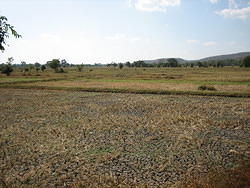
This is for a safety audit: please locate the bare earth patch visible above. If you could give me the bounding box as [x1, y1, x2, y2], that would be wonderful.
[0, 89, 249, 187]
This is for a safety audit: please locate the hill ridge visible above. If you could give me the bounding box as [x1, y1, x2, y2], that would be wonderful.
[143, 51, 250, 64]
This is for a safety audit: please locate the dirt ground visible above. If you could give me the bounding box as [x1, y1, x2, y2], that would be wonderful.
[0, 89, 249, 187]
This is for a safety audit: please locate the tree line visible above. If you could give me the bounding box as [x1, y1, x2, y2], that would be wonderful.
[1, 56, 250, 76]
[107, 58, 180, 68]
[107, 57, 250, 69]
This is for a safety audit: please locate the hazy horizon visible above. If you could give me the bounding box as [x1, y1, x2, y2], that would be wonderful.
[1, 0, 250, 64]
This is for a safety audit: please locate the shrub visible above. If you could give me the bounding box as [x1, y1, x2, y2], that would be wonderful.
[41, 65, 46, 72]
[47, 59, 60, 72]
[57, 68, 66, 73]
[198, 85, 216, 91]
[34, 62, 41, 72]
[1, 63, 13, 76]
[240, 56, 250, 67]
[24, 67, 29, 72]
[118, 63, 123, 69]
[77, 64, 84, 72]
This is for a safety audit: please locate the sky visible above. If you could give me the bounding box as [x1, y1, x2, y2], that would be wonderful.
[0, 0, 250, 64]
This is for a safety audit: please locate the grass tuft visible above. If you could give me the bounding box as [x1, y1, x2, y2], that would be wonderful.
[198, 85, 217, 91]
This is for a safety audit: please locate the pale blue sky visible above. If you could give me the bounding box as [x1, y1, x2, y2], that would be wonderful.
[0, 0, 250, 64]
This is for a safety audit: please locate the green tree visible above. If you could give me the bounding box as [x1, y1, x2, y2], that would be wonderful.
[34, 62, 40, 68]
[168, 58, 178, 67]
[125, 61, 131, 67]
[118, 63, 124, 69]
[61, 59, 69, 67]
[133, 60, 145, 67]
[241, 56, 250, 67]
[41, 65, 46, 72]
[197, 61, 203, 67]
[34, 62, 41, 72]
[1, 63, 13, 76]
[47, 59, 60, 72]
[1, 57, 14, 76]
[0, 16, 21, 51]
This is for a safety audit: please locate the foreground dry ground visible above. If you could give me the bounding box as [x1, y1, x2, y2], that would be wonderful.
[0, 89, 249, 187]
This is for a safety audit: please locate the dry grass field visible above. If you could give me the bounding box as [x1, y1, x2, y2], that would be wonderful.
[20, 78, 250, 94]
[4, 67, 250, 82]
[1, 67, 250, 97]
[0, 88, 249, 187]
[1, 0, 250, 187]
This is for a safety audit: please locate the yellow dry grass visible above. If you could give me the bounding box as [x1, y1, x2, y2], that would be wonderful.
[21, 79, 250, 93]
[0, 88, 249, 187]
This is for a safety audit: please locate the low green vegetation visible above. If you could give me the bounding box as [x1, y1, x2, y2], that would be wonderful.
[0, 77, 42, 83]
[0, 57, 14, 76]
[70, 78, 250, 85]
[241, 56, 250, 67]
[198, 85, 217, 91]
[0, 63, 13, 76]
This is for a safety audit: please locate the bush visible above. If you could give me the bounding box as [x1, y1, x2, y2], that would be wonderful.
[47, 59, 60, 72]
[1, 63, 13, 76]
[57, 68, 66, 73]
[41, 65, 46, 72]
[198, 85, 217, 91]
[118, 63, 123, 69]
[241, 56, 250, 67]
[77, 64, 84, 72]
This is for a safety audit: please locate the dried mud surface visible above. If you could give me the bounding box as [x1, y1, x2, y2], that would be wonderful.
[0, 89, 249, 187]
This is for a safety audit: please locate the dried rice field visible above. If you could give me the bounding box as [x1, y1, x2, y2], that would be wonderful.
[0, 89, 249, 187]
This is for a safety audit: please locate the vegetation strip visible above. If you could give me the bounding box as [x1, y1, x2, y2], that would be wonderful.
[1, 77, 249, 87]
[0, 84, 249, 98]
[0, 77, 69, 85]
[73, 78, 250, 85]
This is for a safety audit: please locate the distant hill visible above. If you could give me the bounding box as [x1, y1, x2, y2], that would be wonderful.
[144, 58, 187, 64]
[143, 52, 250, 64]
[199, 52, 250, 62]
